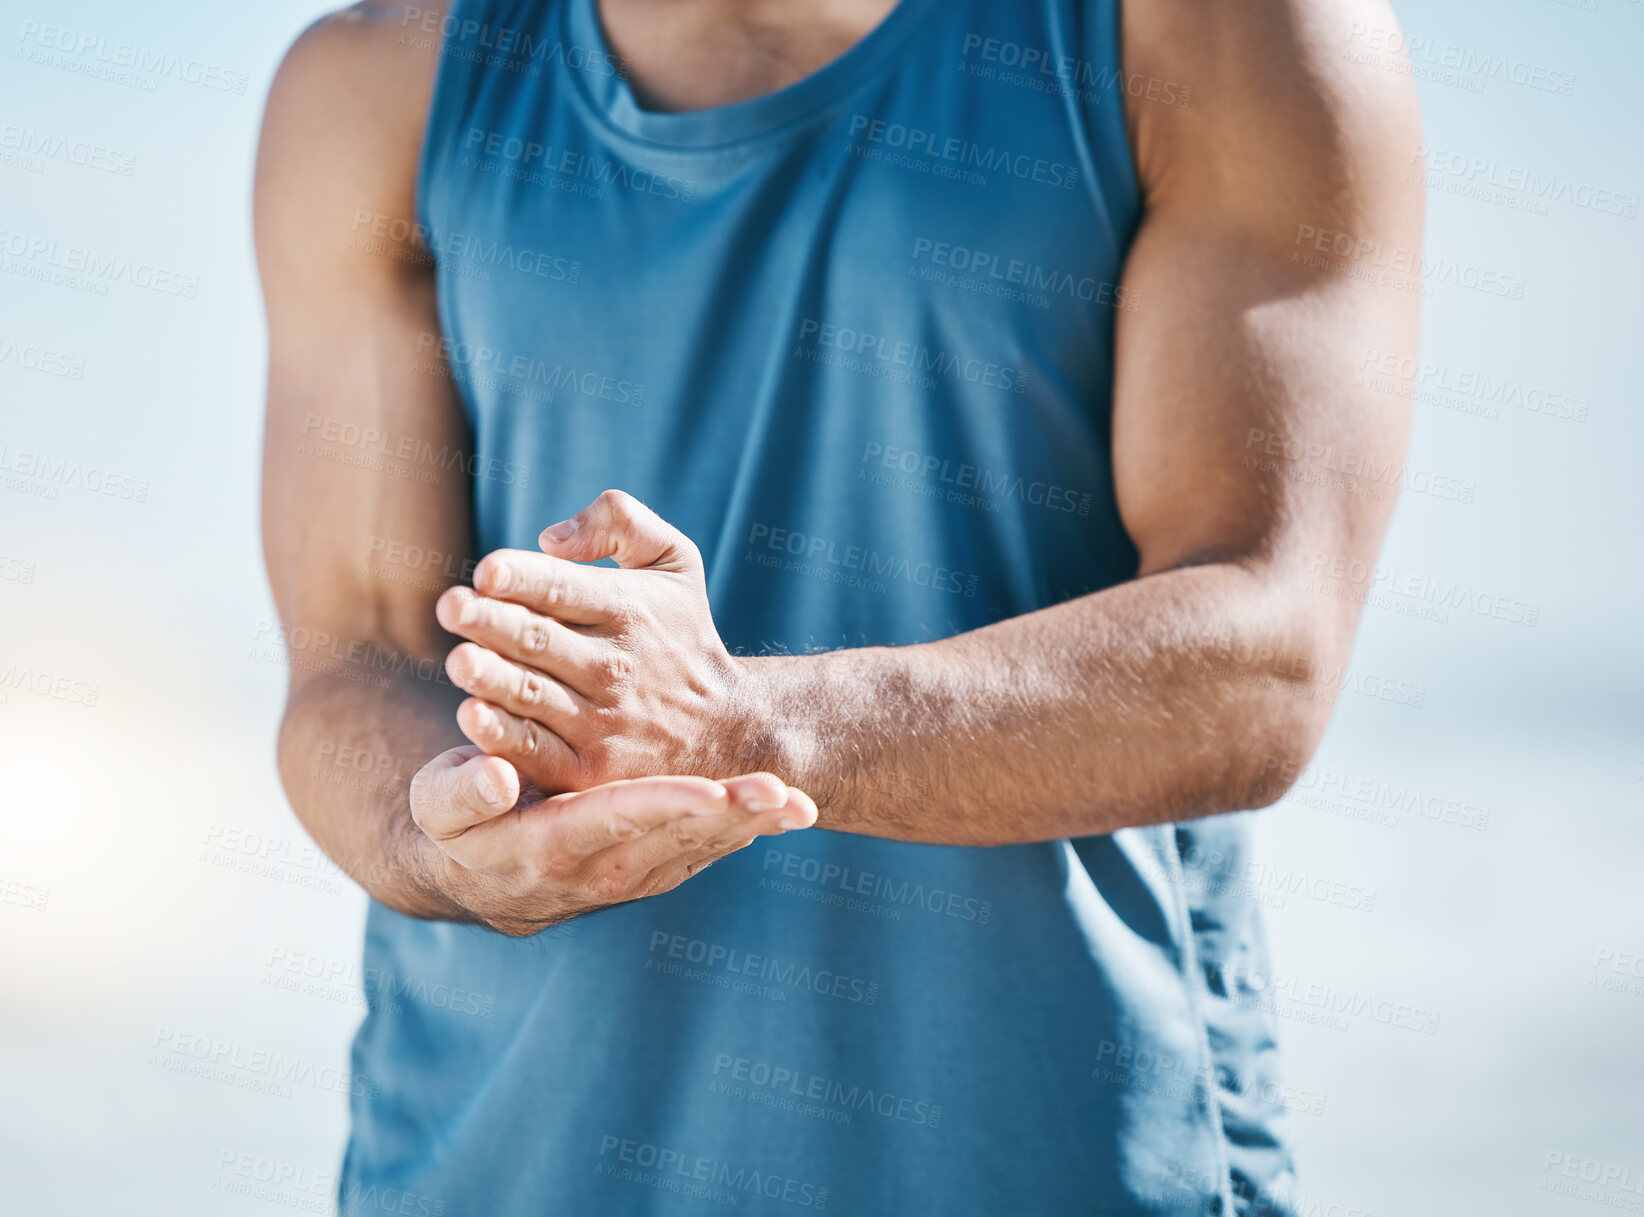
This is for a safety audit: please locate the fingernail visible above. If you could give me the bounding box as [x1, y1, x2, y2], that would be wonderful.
[542, 519, 577, 544]
[777, 817, 806, 831]
[747, 799, 784, 812]
[485, 560, 510, 591]
[475, 769, 502, 806]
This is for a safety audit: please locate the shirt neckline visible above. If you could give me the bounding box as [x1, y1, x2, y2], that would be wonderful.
[563, 0, 938, 151]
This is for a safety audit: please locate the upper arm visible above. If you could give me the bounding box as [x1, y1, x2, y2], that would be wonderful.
[1111, 0, 1423, 639]
[256, 1, 465, 669]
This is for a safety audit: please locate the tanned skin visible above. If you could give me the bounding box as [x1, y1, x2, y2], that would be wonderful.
[258, 0, 1421, 931]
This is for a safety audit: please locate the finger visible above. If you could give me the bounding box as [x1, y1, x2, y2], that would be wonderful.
[409, 746, 521, 843]
[539, 488, 700, 573]
[719, 773, 800, 817]
[588, 777, 806, 894]
[456, 697, 580, 787]
[436, 587, 609, 692]
[717, 774, 819, 832]
[465, 549, 624, 625]
[536, 775, 732, 858]
[446, 642, 597, 738]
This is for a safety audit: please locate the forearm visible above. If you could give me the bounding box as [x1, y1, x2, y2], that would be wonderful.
[277, 666, 472, 920]
[744, 560, 1335, 845]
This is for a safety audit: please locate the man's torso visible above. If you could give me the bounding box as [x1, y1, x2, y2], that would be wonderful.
[343, 2, 1295, 1213]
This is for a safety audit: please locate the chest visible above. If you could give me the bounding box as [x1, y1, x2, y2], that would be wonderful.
[594, 0, 901, 111]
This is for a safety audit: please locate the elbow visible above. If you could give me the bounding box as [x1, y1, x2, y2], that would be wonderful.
[1216, 620, 1340, 813]
[1232, 711, 1328, 811]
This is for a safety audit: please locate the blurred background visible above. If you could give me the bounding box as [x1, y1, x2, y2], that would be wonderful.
[0, 0, 1639, 1212]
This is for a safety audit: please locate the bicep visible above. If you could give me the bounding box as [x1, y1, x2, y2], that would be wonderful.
[255, 10, 469, 666]
[1111, 0, 1423, 592]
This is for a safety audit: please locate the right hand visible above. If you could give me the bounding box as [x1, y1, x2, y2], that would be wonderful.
[409, 745, 816, 935]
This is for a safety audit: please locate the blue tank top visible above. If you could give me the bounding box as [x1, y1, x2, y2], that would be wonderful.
[343, 2, 1299, 1214]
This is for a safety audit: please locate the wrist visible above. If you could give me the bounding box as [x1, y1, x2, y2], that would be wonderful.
[715, 654, 810, 784]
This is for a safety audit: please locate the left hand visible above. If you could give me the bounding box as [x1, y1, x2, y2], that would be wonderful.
[434, 490, 753, 793]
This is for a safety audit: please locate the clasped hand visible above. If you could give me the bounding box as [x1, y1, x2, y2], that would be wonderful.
[408, 491, 814, 933]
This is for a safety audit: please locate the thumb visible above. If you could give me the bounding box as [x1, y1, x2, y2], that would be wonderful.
[539, 489, 699, 572]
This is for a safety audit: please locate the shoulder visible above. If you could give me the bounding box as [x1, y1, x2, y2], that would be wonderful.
[254, 2, 453, 281]
[1120, 0, 1422, 240]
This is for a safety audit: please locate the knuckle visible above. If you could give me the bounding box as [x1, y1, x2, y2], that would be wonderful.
[635, 868, 678, 899]
[664, 818, 703, 852]
[513, 719, 540, 758]
[599, 648, 636, 687]
[588, 704, 622, 740]
[541, 578, 576, 613]
[536, 850, 578, 885]
[516, 669, 546, 708]
[589, 866, 631, 903]
[519, 618, 551, 657]
[607, 811, 644, 843]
